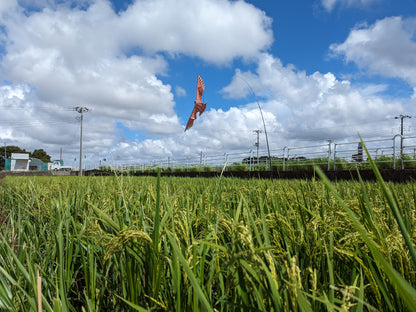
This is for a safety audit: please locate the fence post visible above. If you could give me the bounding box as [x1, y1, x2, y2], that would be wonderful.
[327, 140, 332, 171]
[282, 146, 287, 171]
[286, 148, 290, 170]
[250, 150, 253, 171]
[393, 134, 402, 170]
[333, 143, 337, 170]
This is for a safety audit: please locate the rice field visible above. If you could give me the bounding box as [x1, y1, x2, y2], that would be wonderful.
[0, 165, 415, 311]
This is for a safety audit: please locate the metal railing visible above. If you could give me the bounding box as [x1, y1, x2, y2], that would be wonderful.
[112, 135, 416, 172]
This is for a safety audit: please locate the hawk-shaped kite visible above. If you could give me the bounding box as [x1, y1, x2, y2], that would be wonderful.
[185, 75, 206, 131]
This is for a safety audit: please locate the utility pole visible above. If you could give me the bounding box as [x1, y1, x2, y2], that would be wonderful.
[395, 115, 411, 158]
[253, 130, 262, 166]
[75, 107, 89, 176]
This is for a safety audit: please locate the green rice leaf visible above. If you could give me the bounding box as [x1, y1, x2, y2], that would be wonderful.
[315, 166, 416, 312]
[167, 234, 213, 312]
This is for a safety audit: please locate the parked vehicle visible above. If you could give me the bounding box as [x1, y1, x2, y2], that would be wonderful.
[48, 160, 72, 171]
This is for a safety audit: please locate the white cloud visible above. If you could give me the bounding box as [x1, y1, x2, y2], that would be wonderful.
[330, 16, 416, 85]
[0, 0, 274, 165]
[0, 84, 83, 156]
[112, 52, 402, 163]
[321, 0, 380, 12]
[1, 0, 406, 168]
[175, 86, 187, 97]
[0, 0, 17, 16]
[118, 0, 273, 64]
[1, 1, 180, 136]
[222, 53, 401, 141]
[108, 105, 280, 163]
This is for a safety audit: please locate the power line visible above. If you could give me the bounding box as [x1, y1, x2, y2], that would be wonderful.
[270, 117, 399, 133]
[0, 104, 77, 111]
[0, 120, 78, 131]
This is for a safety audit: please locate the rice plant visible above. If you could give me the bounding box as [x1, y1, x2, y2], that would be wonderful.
[0, 169, 415, 311]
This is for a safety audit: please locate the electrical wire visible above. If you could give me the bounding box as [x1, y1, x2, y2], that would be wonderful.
[0, 119, 78, 128]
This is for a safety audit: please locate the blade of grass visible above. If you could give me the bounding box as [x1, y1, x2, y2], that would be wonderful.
[325, 231, 335, 305]
[116, 296, 149, 312]
[152, 167, 161, 248]
[167, 233, 213, 312]
[258, 258, 282, 311]
[315, 166, 416, 311]
[37, 269, 41, 312]
[211, 157, 229, 205]
[359, 136, 416, 269]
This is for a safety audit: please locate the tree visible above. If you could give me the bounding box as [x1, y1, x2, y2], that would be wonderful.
[4, 145, 27, 158]
[1, 146, 28, 170]
[31, 149, 51, 163]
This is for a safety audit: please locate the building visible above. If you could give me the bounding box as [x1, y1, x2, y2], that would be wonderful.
[29, 158, 49, 171]
[10, 153, 30, 171]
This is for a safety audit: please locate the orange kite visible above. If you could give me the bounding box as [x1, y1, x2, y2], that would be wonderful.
[185, 75, 206, 131]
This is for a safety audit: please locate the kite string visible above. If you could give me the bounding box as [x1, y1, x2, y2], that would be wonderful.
[237, 76, 272, 170]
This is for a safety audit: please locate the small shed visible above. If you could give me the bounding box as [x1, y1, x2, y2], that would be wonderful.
[10, 153, 30, 171]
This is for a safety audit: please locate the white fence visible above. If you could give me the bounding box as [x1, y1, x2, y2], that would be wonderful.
[116, 135, 416, 172]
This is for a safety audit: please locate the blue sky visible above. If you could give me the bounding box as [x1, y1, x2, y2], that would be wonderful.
[0, 0, 416, 167]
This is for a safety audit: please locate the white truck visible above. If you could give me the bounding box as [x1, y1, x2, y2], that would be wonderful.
[49, 160, 72, 171]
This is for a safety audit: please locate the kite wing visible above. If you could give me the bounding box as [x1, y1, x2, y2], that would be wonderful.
[184, 75, 206, 132]
[185, 107, 197, 131]
[185, 102, 206, 131]
[196, 75, 205, 103]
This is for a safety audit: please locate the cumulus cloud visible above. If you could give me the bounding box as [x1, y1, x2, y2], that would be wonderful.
[0, 0, 273, 163]
[107, 105, 280, 163]
[118, 0, 273, 64]
[110, 51, 403, 163]
[16, 0, 91, 9]
[330, 16, 416, 85]
[0, 0, 407, 167]
[222, 53, 401, 141]
[1, 0, 181, 138]
[0, 83, 83, 157]
[0, 0, 16, 15]
[321, 0, 380, 12]
[175, 86, 187, 97]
